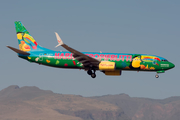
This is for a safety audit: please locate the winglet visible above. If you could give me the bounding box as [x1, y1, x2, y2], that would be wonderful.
[55, 32, 64, 48]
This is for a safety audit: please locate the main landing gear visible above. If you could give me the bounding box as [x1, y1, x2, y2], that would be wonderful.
[87, 69, 96, 78]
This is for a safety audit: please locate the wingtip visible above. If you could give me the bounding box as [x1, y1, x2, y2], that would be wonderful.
[54, 32, 64, 47]
[55, 44, 61, 48]
[6, 45, 11, 48]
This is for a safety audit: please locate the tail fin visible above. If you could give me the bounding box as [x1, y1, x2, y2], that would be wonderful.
[15, 21, 48, 52]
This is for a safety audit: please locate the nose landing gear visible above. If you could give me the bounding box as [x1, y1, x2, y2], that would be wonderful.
[155, 70, 165, 78]
[87, 69, 96, 78]
[155, 74, 159, 78]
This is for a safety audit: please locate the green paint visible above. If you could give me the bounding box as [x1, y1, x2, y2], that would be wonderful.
[157, 70, 165, 73]
[15, 21, 29, 34]
[55, 60, 60, 65]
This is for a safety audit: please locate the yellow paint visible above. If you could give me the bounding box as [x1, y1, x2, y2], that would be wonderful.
[150, 67, 155, 70]
[132, 57, 141, 68]
[19, 41, 24, 50]
[46, 60, 50, 63]
[17, 33, 22, 39]
[28, 57, 31, 59]
[23, 33, 36, 43]
[145, 65, 149, 69]
[99, 61, 115, 71]
[141, 55, 154, 59]
[19, 44, 22, 50]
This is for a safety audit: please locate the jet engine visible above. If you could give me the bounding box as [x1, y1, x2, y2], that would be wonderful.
[104, 70, 122, 76]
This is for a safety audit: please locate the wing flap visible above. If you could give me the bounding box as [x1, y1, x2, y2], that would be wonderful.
[62, 44, 100, 66]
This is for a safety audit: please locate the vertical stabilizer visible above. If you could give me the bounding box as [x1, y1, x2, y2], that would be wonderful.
[15, 21, 49, 52]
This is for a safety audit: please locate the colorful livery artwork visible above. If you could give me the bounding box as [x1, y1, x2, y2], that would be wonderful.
[7, 21, 175, 78]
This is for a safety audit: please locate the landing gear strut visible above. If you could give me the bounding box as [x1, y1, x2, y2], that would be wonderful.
[155, 74, 159, 78]
[87, 69, 96, 78]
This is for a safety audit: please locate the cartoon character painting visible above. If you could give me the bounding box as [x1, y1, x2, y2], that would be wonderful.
[129, 55, 142, 69]
[129, 55, 161, 71]
[15, 22, 38, 52]
[17, 32, 38, 51]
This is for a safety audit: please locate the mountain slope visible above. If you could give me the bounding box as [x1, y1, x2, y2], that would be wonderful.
[0, 85, 129, 120]
[91, 94, 180, 120]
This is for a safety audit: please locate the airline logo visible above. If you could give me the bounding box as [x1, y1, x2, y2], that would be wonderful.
[161, 64, 169, 67]
[100, 64, 114, 66]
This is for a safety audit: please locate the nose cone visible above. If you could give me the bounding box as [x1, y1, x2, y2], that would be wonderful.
[169, 62, 175, 69]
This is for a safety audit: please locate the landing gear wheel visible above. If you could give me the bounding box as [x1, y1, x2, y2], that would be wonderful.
[155, 74, 159, 78]
[87, 70, 92, 75]
[91, 73, 96, 78]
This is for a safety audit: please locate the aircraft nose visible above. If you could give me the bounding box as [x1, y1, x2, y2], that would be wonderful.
[169, 62, 175, 69]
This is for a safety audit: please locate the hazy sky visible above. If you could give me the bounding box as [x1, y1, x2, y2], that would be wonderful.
[0, 0, 179, 99]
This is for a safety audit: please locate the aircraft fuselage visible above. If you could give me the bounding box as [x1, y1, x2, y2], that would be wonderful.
[8, 21, 175, 78]
[19, 51, 175, 72]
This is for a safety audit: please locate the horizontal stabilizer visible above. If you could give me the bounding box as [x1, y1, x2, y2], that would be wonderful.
[7, 46, 30, 55]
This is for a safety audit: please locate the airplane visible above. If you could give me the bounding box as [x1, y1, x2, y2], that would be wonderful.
[7, 21, 175, 78]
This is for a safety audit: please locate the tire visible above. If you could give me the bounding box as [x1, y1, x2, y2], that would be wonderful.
[155, 74, 159, 78]
[87, 70, 92, 75]
[91, 73, 96, 78]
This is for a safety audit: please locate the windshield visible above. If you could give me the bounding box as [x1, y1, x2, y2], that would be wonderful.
[161, 59, 168, 62]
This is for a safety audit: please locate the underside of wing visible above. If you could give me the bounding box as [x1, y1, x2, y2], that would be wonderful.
[62, 44, 100, 67]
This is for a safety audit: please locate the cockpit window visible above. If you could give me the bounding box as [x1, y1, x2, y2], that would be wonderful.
[161, 59, 168, 62]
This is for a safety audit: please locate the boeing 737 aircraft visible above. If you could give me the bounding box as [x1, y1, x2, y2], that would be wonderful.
[7, 21, 175, 78]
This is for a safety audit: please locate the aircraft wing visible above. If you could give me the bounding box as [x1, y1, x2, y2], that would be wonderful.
[55, 32, 100, 68]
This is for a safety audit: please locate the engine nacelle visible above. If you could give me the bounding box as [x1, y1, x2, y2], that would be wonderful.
[104, 70, 122, 76]
[99, 61, 116, 71]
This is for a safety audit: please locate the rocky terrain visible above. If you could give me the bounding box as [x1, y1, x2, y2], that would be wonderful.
[91, 94, 180, 120]
[1, 85, 180, 120]
[0, 85, 129, 120]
